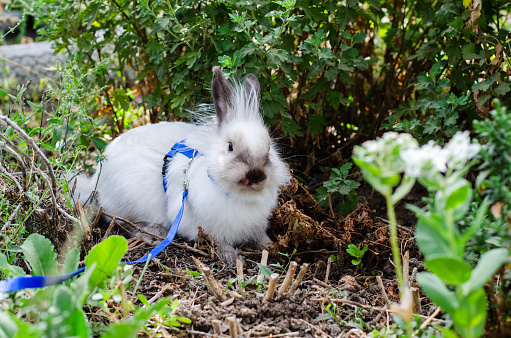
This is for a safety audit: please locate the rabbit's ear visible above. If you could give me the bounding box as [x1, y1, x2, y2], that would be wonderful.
[212, 67, 233, 124]
[243, 74, 260, 107]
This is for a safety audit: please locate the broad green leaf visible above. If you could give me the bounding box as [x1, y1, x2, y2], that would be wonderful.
[414, 215, 452, 258]
[439, 328, 460, 338]
[0, 311, 40, 338]
[452, 289, 487, 338]
[21, 233, 57, 275]
[425, 257, 472, 285]
[417, 272, 457, 313]
[53, 286, 90, 337]
[62, 247, 81, 274]
[443, 180, 472, 220]
[0, 88, 8, 95]
[257, 263, 273, 278]
[84, 235, 127, 290]
[0, 312, 18, 338]
[462, 248, 509, 295]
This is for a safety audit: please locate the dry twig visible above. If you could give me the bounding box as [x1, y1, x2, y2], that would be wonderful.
[278, 261, 298, 295]
[264, 273, 279, 302]
[311, 297, 444, 323]
[289, 263, 309, 293]
[257, 249, 269, 284]
[376, 276, 391, 307]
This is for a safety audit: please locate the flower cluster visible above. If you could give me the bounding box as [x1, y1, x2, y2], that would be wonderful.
[354, 132, 418, 174]
[400, 131, 480, 178]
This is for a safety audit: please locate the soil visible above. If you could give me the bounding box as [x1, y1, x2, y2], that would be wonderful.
[87, 177, 441, 337]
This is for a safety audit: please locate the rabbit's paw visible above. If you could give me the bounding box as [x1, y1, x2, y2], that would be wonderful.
[134, 222, 169, 246]
[216, 242, 239, 265]
[254, 234, 273, 251]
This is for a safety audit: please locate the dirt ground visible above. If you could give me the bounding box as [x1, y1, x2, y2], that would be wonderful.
[89, 178, 443, 337]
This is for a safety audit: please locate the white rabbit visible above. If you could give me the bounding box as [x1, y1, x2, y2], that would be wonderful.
[73, 68, 290, 263]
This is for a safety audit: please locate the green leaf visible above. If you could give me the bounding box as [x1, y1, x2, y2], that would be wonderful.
[442, 180, 472, 220]
[84, 235, 127, 290]
[0, 88, 8, 95]
[91, 137, 108, 150]
[238, 44, 257, 58]
[472, 81, 490, 92]
[408, 205, 452, 257]
[51, 126, 62, 147]
[62, 247, 81, 274]
[267, 49, 288, 68]
[424, 119, 440, 135]
[461, 248, 509, 295]
[257, 263, 273, 278]
[138, 294, 150, 307]
[21, 233, 57, 275]
[280, 117, 303, 137]
[53, 286, 90, 337]
[326, 91, 343, 109]
[0, 311, 40, 338]
[416, 272, 457, 313]
[353, 157, 388, 196]
[307, 114, 326, 136]
[313, 186, 329, 207]
[494, 83, 510, 96]
[452, 289, 487, 338]
[113, 89, 130, 111]
[425, 256, 472, 286]
[0, 312, 18, 338]
[379, 173, 401, 187]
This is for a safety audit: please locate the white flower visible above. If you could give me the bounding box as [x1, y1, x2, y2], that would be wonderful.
[443, 131, 481, 170]
[356, 132, 417, 163]
[401, 141, 447, 178]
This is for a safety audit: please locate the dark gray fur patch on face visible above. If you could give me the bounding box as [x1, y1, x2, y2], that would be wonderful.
[264, 154, 271, 166]
[234, 152, 250, 164]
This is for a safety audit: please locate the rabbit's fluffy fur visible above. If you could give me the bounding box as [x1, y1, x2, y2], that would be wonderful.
[73, 69, 290, 263]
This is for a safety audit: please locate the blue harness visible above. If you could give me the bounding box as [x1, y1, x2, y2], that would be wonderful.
[0, 140, 198, 293]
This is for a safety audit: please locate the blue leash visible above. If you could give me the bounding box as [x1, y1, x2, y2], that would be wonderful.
[0, 140, 197, 293]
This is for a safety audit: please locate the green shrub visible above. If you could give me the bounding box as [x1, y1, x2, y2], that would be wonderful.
[28, 0, 510, 184]
[313, 162, 360, 215]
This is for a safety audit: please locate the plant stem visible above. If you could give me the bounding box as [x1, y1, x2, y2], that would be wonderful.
[385, 191, 404, 292]
[386, 191, 412, 337]
[118, 267, 129, 321]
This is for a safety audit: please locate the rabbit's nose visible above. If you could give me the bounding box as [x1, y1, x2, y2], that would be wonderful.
[245, 169, 266, 185]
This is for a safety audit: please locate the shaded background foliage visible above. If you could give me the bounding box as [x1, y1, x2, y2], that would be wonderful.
[29, 0, 511, 182]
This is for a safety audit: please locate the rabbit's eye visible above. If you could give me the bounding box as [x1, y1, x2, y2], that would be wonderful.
[228, 142, 234, 152]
